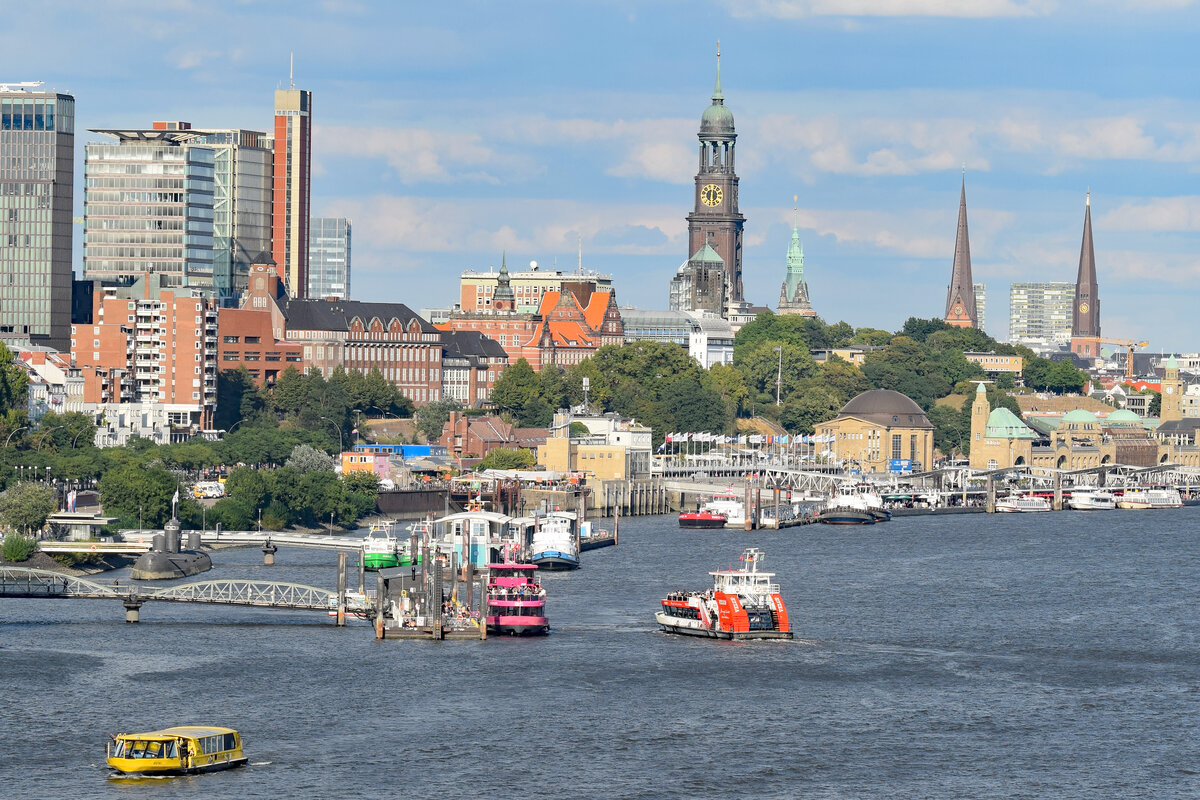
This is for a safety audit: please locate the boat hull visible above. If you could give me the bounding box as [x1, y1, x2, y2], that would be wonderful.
[362, 553, 400, 570]
[486, 615, 549, 636]
[108, 757, 247, 776]
[817, 509, 875, 525]
[531, 552, 580, 571]
[678, 513, 726, 529]
[655, 618, 792, 640]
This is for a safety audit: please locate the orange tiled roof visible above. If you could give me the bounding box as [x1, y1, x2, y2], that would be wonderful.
[582, 290, 612, 331]
[548, 320, 594, 347]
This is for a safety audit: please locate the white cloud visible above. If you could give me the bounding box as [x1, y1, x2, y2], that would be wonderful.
[315, 125, 526, 184]
[1099, 197, 1200, 232]
[320, 195, 686, 260]
[728, 0, 1053, 18]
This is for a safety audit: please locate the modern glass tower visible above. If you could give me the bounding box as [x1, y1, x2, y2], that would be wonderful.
[189, 129, 272, 304]
[83, 122, 215, 290]
[0, 82, 74, 352]
[1009, 282, 1075, 344]
[308, 217, 350, 300]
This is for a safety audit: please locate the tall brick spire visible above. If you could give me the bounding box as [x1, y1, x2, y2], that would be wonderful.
[944, 172, 976, 328]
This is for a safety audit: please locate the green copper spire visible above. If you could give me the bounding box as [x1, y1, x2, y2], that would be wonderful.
[713, 41, 723, 101]
[778, 195, 815, 316]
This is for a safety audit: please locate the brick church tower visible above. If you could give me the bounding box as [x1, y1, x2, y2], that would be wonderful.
[685, 45, 745, 304]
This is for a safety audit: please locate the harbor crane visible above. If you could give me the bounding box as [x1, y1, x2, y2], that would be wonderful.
[1098, 338, 1150, 381]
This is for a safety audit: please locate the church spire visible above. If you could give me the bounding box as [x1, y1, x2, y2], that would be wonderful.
[943, 173, 977, 328]
[713, 40, 723, 102]
[1071, 191, 1101, 354]
[778, 194, 816, 317]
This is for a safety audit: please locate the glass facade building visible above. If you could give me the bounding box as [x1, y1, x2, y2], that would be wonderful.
[190, 129, 272, 304]
[83, 127, 215, 290]
[308, 217, 350, 299]
[0, 86, 74, 351]
[1009, 282, 1075, 344]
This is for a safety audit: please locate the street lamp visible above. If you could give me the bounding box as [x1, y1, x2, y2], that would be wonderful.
[774, 346, 783, 406]
[3, 426, 28, 450]
[319, 416, 345, 451]
[71, 427, 90, 449]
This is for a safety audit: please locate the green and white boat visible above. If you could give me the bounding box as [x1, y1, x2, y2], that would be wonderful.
[362, 522, 400, 570]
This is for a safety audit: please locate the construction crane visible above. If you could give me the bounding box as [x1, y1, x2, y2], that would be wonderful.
[1098, 338, 1149, 381]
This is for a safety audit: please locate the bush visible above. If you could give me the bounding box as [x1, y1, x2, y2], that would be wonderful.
[1, 532, 38, 563]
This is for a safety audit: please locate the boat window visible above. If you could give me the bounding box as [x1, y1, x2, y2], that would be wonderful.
[224, 733, 237, 751]
[144, 740, 163, 758]
[129, 741, 148, 758]
[164, 740, 177, 758]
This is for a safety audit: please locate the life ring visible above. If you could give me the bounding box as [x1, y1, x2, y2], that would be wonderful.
[90, 545, 97, 551]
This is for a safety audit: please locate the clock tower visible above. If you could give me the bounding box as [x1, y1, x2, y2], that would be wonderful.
[685, 45, 745, 303]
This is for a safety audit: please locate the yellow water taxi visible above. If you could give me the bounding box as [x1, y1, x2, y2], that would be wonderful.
[106, 725, 246, 775]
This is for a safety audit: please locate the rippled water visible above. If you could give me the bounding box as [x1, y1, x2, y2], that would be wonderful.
[2, 508, 1199, 799]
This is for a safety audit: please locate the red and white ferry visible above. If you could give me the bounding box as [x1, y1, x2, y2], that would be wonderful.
[656, 548, 792, 640]
[677, 510, 727, 529]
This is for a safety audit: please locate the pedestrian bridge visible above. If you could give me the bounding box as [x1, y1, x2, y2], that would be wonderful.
[0, 567, 370, 621]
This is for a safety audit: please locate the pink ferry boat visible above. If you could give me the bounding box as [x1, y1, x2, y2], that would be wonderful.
[485, 562, 549, 636]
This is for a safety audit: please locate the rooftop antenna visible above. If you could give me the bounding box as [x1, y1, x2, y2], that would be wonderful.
[577, 235, 583, 274]
[289, 52, 295, 90]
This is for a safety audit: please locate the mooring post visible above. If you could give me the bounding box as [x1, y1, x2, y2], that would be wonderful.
[123, 597, 142, 624]
[986, 475, 996, 513]
[375, 573, 386, 640]
[432, 557, 444, 640]
[358, 551, 366, 595]
[744, 481, 753, 531]
[262, 539, 277, 566]
[613, 501, 620, 546]
[479, 576, 488, 640]
[1053, 472, 1063, 511]
[336, 552, 347, 627]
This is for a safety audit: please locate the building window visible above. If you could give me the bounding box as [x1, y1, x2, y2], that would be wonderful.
[891, 434, 901, 460]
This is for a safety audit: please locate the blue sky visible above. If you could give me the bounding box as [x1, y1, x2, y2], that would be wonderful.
[12, 0, 1200, 350]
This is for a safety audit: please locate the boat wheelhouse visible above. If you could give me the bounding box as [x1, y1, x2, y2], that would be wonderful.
[429, 510, 521, 568]
[656, 548, 792, 640]
[106, 726, 246, 776]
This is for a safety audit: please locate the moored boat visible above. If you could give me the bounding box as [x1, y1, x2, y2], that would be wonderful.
[816, 506, 875, 525]
[529, 512, 580, 571]
[994, 494, 1051, 512]
[1067, 490, 1117, 511]
[485, 561, 548, 636]
[1118, 488, 1183, 510]
[107, 726, 246, 776]
[701, 490, 748, 528]
[678, 510, 727, 529]
[656, 548, 791, 640]
[362, 522, 400, 570]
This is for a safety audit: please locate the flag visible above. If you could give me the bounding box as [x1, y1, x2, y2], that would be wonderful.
[67, 490, 77, 513]
[171, 488, 179, 508]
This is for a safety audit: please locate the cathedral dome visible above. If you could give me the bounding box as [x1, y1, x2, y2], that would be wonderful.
[701, 100, 735, 135]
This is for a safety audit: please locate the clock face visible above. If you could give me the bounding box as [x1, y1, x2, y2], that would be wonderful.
[954, 304, 963, 315]
[700, 184, 723, 207]
[1079, 303, 1089, 314]
[1166, 386, 1175, 394]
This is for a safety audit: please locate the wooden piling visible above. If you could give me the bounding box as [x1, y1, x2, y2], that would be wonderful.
[375, 573, 385, 640]
[1053, 472, 1063, 511]
[986, 476, 996, 513]
[336, 552, 347, 627]
[613, 502, 620, 545]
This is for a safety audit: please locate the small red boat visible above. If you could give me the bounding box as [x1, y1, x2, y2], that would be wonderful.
[678, 510, 727, 529]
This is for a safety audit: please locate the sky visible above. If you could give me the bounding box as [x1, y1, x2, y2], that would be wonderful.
[10, 0, 1200, 352]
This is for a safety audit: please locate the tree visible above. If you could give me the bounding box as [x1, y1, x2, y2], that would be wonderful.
[270, 366, 309, 418]
[98, 464, 178, 528]
[536, 365, 569, 412]
[285, 443, 335, 474]
[900, 317, 950, 342]
[478, 448, 536, 470]
[818, 356, 870, 401]
[734, 340, 816, 403]
[995, 372, 1016, 390]
[0, 343, 28, 416]
[707, 363, 750, 423]
[1, 532, 37, 562]
[415, 398, 462, 441]
[215, 367, 267, 430]
[490, 358, 538, 412]
[517, 396, 554, 428]
[779, 387, 842, 435]
[0, 482, 57, 535]
[1149, 390, 1162, 417]
[928, 403, 967, 458]
[224, 467, 271, 514]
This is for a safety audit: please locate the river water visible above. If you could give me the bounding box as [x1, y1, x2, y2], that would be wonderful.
[2, 508, 1199, 799]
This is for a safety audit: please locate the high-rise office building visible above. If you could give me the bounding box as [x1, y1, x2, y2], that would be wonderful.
[973, 283, 986, 332]
[272, 83, 312, 299]
[83, 122, 215, 290]
[0, 82, 74, 351]
[190, 129, 272, 304]
[1009, 282, 1075, 344]
[308, 217, 350, 300]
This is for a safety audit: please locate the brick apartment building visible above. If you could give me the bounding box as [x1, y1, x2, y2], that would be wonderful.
[71, 274, 218, 430]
